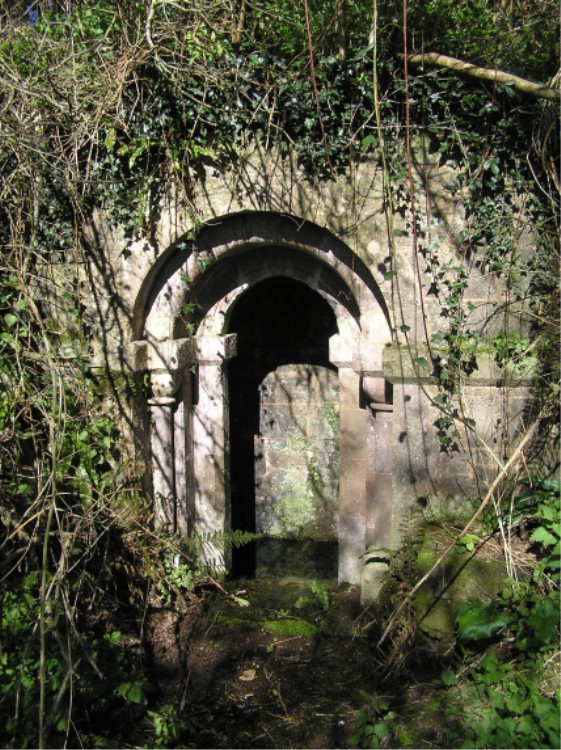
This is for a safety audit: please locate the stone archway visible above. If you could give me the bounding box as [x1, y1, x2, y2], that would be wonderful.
[227, 277, 340, 578]
[127, 212, 393, 596]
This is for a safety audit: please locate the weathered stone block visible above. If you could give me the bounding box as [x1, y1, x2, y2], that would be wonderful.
[340, 409, 367, 461]
[195, 334, 237, 364]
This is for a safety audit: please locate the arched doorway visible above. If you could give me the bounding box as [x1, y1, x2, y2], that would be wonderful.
[227, 277, 339, 577]
[128, 212, 394, 596]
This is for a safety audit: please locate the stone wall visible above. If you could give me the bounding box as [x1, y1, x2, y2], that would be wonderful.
[70, 145, 538, 599]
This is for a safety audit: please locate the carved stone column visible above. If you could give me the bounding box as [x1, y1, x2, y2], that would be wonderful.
[192, 335, 237, 573]
[149, 397, 175, 531]
[360, 365, 394, 600]
[126, 339, 194, 533]
[363, 398, 394, 601]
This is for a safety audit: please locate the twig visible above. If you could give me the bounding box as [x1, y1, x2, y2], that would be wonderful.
[303, 0, 333, 173]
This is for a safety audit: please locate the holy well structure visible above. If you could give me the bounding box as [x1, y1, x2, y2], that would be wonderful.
[82, 146, 536, 600]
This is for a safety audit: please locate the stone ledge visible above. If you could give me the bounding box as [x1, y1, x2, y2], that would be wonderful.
[124, 338, 194, 372]
[382, 345, 537, 387]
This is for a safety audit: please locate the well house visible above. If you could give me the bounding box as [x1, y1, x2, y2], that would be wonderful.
[83, 146, 535, 599]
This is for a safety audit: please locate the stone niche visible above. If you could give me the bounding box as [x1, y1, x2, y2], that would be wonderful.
[254, 364, 340, 579]
[255, 364, 340, 540]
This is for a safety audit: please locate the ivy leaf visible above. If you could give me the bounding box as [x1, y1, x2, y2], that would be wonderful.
[104, 128, 117, 150]
[230, 594, 250, 607]
[529, 526, 558, 548]
[456, 601, 511, 643]
[3, 314, 17, 328]
[440, 668, 456, 686]
[373, 721, 389, 740]
[361, 134, 375, 151]
[117, 680, 148, 706]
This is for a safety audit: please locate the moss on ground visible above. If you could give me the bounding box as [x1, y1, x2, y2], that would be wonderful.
[261, 618, 318, 638]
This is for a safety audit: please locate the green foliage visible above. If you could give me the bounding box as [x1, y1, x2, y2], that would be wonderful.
[190, 529, 261, 567]
[454, 532, 480, 553]
[493, 330, 535, 375]
[310, 579, 330, 611]
[456, 600, 511, 643]
[522, 478, 561, 586]
[407, 0, 559, 79]
[350, 694, 399, 749]
[155, 553, 205, 607]
[0, 572, 144, 748]
[295, 579, 330, 612]
[453, 480, 560, 747]
[355, 477, 560, 749]
[444, 608, 560, 749]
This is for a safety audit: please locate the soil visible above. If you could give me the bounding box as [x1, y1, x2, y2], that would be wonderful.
[143, 577, 387, 749]
[136, 526, 536, 748]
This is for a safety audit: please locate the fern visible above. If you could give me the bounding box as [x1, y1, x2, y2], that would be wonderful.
[188, 529, 261, 552]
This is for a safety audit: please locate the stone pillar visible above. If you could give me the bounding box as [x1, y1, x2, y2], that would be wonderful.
[192, 335, 237, 573]
[338, 368, 367, 584]
[173, 380, 189, 537]
[363, 400, 394, 601]
[149, 370, 181, 533]
[125, 338, 194, 535]
[330, 333, 366, 585]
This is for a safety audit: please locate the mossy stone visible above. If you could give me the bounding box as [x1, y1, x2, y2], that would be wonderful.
[413, 533, 507, 641]
[262, 619, 318, 638]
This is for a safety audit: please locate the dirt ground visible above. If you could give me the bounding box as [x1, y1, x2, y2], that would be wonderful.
[138, 527, 535, 748]
[144, 578, 387, 749]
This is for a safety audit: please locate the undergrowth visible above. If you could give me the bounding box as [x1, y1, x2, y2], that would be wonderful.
[351, 478, 561, 749]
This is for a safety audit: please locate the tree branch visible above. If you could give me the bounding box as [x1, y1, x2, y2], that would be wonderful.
[401, 52, 559, 100]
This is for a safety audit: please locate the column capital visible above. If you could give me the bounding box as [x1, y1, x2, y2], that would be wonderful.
[150, 369, 181, 400]
[353, 344, 384, 377]
[125, 338, 194, 373]
[329, 333, 355, 368]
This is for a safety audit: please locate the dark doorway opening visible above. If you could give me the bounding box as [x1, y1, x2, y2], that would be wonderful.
[228, 276, 339, 578]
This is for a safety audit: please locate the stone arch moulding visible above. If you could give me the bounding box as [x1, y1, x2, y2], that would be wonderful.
[127, 211, 394, 599]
